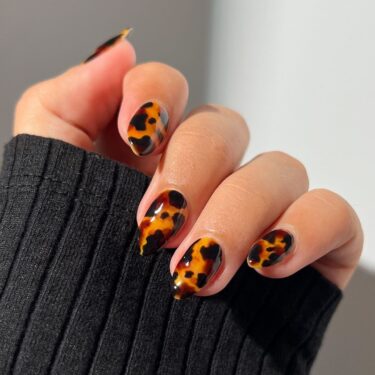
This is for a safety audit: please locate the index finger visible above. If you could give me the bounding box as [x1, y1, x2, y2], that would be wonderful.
[14, 30, 136, 151]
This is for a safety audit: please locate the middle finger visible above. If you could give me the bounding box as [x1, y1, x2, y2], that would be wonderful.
[136, 105, 250, 256]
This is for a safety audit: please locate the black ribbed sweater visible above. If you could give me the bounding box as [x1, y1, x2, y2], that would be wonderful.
[0, 134, 342, 375]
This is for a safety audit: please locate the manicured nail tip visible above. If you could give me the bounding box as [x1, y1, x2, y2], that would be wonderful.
[83, 27, 133, 63]
[247, 229, 294, 269]
[127, 101, 169, 156]
[171, 282, 194, 300]
[172, 237, 222, 300]
[138, 190, 188, 256]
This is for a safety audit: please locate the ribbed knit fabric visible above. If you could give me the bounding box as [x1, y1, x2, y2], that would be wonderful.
[0, 134, 342, 375]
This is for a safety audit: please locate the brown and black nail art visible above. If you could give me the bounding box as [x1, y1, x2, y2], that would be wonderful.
[172, 237, 222, 300]
[247, 229, 294, 269]
[138, 190, 187, 256]
[127, 101, 169, 156]
[83, 27, 133, 63]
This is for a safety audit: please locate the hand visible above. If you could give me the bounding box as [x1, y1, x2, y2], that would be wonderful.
[13, 29, 363, 299]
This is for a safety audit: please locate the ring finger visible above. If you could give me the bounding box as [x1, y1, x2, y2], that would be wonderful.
[169, 151, 309, 299]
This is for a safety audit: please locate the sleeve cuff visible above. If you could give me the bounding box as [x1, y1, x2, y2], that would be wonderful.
[0, 134, 342, 375]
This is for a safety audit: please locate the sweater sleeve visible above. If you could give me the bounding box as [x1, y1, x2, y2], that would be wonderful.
[0, 134, 342, 375]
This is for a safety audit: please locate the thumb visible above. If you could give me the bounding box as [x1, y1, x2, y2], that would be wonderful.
[13, 28, 136, 151]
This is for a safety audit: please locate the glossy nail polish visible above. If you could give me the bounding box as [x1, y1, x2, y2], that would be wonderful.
[247, 229, 294, 269]
[83, 27, 133, 63]
[172, 237, 222, 300]
[138, 190, 187, 256]
[127, 101, 169, 156]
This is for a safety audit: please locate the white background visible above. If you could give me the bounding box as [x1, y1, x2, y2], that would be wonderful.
[0, 1, 374, 373]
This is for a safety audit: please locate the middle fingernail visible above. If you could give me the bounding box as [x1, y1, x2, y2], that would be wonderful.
[138, 189, 188, 256]
[127, 101, 169, 156]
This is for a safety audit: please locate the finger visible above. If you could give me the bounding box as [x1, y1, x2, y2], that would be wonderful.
[136, 105, 250, 256]
[117, 62, 189, 156]
[14, 29, 135, 150]
[95, 114, 161, 177]
[169, 151, 309, 299]
[246, 188, 363, 289]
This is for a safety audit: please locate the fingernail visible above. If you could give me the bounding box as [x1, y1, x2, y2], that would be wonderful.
[172, 238, 222, 300]
[247, 229, 294, 269]
[127, 101, 169, 156]
[83, 27, 133, 63]
[138, 190, 187, 256]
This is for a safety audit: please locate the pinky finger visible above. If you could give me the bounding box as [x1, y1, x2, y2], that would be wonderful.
[247, 188, 364, 290]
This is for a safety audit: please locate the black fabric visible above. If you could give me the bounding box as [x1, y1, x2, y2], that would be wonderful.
[0, 134, 342, 375]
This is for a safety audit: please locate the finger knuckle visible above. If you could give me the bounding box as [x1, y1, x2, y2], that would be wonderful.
[16, 82, 42, 112]
[210, 104, 250, 141]
[224, 176, 272, 212]
[214, 104, 247, 123]
[134, 61, 188, 89]
[16, 78, 56, 114]
[178, 122, 231, 161]
[309, 187, 346, 207]
[309, 188, 358, 231]
[267, 150, 306, 171]
[258, 150, 309, 188]
[310, 188, 364, 261]
[14, 78, 60, 135]
[186, 104, 250, 149]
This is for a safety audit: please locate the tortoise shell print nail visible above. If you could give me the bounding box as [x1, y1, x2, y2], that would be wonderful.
[247, 229, 294, 269]
[127, 101, 169, 156]
[138, 190, 187, 256]
[172, 237, 222, 300]
[83, 27, 133, 63]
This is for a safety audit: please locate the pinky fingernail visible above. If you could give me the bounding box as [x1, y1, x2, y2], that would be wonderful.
[83, 27, 133, 63]
[247, 229, 294, 269]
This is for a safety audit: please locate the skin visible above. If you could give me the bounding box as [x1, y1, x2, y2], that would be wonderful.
[13, 38, 363, 295]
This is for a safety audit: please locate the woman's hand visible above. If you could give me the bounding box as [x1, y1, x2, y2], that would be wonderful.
[13, 30, 363, 299]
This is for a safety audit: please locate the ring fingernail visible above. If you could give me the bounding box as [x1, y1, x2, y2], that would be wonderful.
[172, 238, 223, 300]
[247, 229, 294, 269]
[83, 27, 133, 63]
[138, 190, 188, 256]
[127, 101, 169, 156]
